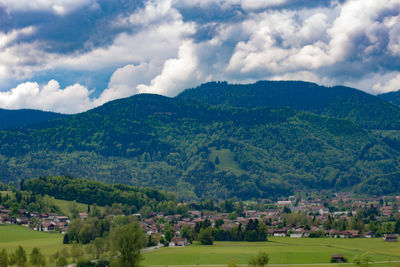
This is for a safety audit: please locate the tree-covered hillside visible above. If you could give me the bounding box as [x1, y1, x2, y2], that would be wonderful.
[379, 90, 400, 107]
[0, 108, 65, 130]
[178, 81, 400, 130]
[1, 81, 400, 199]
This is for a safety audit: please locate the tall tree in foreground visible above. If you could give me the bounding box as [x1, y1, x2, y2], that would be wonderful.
[14, 246, 27, 267]
[110, 222, 144, 267]
[30, 248, 46, 267]
[248, 252, 269, 267]
[0, 249, 8, 267]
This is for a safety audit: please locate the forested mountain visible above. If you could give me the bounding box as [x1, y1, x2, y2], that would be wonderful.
[178, 81, 400, 130]
[1, 81, 400, 199]
[378, 90, 400, 107]
[0, 108, 65, 130]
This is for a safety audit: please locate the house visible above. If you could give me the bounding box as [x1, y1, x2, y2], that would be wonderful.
[79, 213, 88, 220]
[331, 254, 345, 263]
[383, 234, 398, 242]
[42, 221, 56, 232]
[290, 232, 303, 238]
[169, 237, 189, 247]
[365, 231, 375, 238]
[273, 229, 287, 237]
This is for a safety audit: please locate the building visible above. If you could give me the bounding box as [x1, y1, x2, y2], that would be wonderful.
[331, 254, 345, 263]
[383, 234, 398, 242]
[169, 237, 189, 247]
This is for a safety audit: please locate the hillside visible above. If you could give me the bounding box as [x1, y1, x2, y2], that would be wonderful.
[0, 108, 65, 130]
[1, 83, 400, 199]
[378, 90, 400, 107]
[178, 81, 400, 130]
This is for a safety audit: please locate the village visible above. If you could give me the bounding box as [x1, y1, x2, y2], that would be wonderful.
[1, 193, 400, 247]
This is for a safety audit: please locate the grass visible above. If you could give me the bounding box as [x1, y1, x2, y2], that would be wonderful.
[143, 237, 400, 267]
[208, 148, 245, 176]
[0, 224, 66, 257]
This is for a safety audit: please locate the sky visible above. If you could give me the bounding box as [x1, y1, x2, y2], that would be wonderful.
[0, 0, 399, 114]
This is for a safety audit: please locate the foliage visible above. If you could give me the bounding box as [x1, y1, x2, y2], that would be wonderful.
[30, 248, 46, 267]
[110, 222, 145, 267]
[1, 82, 400, 198]
[199, 227, 214, 245]
[353, 253, 374, 267]
[0, 249, 8, 267]
[24, 176, 173, 208]
[248, 252, 269, 267]
[13, 246, 27, 267]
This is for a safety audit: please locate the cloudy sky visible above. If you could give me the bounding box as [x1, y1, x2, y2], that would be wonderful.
[0, 0, 399, 113]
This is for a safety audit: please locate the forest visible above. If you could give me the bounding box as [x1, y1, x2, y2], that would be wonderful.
[1, 81, 400, 199]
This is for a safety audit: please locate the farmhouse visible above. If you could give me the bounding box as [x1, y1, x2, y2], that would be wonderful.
[169, 237, 189, 246]
[331, 254, 345, 263]
[383, 234, 398, 242]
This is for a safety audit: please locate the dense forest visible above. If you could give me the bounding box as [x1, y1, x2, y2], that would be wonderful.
[0, 108, 65, 130]
[23, 176, 174, 210]
[1, 81, 400, 199]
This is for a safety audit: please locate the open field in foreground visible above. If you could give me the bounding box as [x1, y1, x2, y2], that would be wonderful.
[0, 224, 66, 257]
[143, 237, 400, 267]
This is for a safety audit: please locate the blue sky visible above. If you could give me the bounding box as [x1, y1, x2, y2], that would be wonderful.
[0, 0, 399, 113]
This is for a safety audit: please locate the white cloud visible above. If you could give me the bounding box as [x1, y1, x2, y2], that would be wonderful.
[93, 62, 161, 106]
[137, 41, 201, 96]
[0, 0, 98, 15]
[0, 80, 94, 113]
[373, 73, 400, 94]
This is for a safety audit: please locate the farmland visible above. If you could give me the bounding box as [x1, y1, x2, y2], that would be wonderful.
[0, 224, 65, 257]
[143, 238, 400, 266]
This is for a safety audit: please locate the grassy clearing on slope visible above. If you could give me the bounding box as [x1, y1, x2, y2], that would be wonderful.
[208, 148, 245, 176]
[51, 197, 105, 217]
[143, 237, 400, 266]
[0, 224, 66, 257]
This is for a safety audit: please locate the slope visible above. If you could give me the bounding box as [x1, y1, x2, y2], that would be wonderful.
[0, 91, 399, 199]
[178, 81, 400, 130]
[378, 90, 400, 107]
[0, 108, 65, 130]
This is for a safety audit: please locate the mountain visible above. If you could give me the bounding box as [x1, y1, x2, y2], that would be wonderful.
[1, 81, 400, 199]
[178, 81, 400, 130]
[0, 108, 65, 130]
[378, 90, 400, 107]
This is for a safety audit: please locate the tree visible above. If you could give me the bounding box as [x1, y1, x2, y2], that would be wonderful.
[353, 253, 374, 267]
[248, 252, 269, 267]
[92, 237, 107, 259]
[0, 249, 8, 267]
[70, 242, 84, 261]
[30, 248, 46, 267]
[14, 246, 27, 267]
[110, 222, 144, 267]
[199, 227, 214, 245]
[215, 156, 220, 165]
[56, 256, 68, 267]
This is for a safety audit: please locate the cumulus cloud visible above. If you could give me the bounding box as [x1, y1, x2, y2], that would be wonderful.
[0, 0, 99, 15]
[1, 0, 400, 113]
[373, 73, 400, 94]
[0, 80, 94, 113]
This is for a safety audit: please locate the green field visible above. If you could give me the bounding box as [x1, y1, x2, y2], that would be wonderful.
[143, 237, 400, 267]
[208, 148, 245, 176]
[0, 224, 66, 257]
[51, 197, 105, 216]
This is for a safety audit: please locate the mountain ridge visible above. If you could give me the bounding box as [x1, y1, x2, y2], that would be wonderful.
[1, 80, 400, 199]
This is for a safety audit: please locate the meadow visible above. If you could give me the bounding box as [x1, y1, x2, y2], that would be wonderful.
[143, 237, 400, 267]
[0, 224, 65, 257]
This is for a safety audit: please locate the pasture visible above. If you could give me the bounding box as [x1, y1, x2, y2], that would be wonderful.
[143, 237, 400, 267]
[0, 224, 65, 257]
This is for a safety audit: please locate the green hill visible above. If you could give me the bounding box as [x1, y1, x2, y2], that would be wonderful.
[178, 81, 400, 130]
[0, 108, 65, 130]
[1, 82, 400, 199]
[378, 90, 400, 107]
